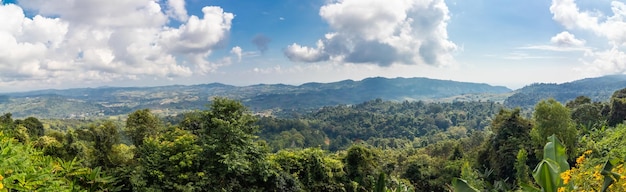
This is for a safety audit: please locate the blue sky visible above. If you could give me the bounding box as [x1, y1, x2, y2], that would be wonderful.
[1, 0, 625, 92]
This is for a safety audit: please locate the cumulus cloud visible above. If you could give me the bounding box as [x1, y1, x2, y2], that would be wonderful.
[167, 0, 188, 21]
[284, 0, 456, 66]
[0, 0, 234, 86]
[551, 31, 585, 47]
[251, 34, 271, 53]
[284, 40, 329, 62]
[519, 31, 588, 52]
[551, 0, 626, 75]
[551, 0, 626, 45]
[231, 46, 243, 62]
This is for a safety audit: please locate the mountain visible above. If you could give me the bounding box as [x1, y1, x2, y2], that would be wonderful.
[245, 77, 511, 110]
[504, 74, 626, 108]
[0, 77, 510, 118]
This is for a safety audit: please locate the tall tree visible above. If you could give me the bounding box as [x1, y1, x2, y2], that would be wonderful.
[21, 117, 45, 138]
[609, 88, 626, 126]
[531, 99, 577, 160]
[344, 145, 378, 190]
[566, 96, 605, 130]
[181, 97, 275, 190]
[479, 108, 533, 185]
[88, 121, 121, 168]
[125, 109, 162, 146]
[135, 127, 204, 191]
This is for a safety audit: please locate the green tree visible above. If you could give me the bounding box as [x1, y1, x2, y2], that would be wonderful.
[0, 113, 12, 125]
[181, 97, 279, 191]
[134, 127, 204, 191]
[565, 96, 592, 109]
[531, 99, 577, 160]
[271, 148, 342, 191]
[609, 88, 626, 126]
[20, 117, 45, 138]
[87, 121, 121, 168]
[125, 109, 163, 146]
[478, 108, 533, 187]
[344, 145, 378, 190]
[571, 103, 604, 129]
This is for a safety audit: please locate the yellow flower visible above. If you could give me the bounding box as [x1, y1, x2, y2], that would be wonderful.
[0, 182, 3, 190]
[561, 170, 572, 184]
[584, 150, 592, 155]
[0, 174, 3, 180]
[576, 155, 585, 165]
[557, 187, 566, 192]
[593, 171, 603, 181]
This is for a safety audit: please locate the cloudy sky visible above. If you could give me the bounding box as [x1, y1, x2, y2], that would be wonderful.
[1, 0, 625, 92]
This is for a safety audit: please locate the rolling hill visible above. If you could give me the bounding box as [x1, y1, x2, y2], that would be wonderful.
[0, 77, 511, 118]
[504, 74, 626, 108]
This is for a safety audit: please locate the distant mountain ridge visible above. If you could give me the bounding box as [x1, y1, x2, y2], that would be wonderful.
[0, 77, 511, 118]
[504, 74, 626, 108]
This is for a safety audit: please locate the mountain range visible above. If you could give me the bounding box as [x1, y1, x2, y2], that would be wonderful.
[504, 75, 626, 107]
[2, 75, 626, 119]
[0, 77, 510, 118]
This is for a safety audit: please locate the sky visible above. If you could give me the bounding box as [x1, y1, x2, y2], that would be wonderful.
[1, 0, 626, 92]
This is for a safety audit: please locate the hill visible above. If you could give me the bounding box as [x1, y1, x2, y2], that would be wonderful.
[504, 74, 626, 108]
[0, 77, 510, 118]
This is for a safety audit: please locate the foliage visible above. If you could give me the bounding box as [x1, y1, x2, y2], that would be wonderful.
[258, 100, 503, 151]
[134, 127, 204, 191]
[5, 88, 626, 192]
[504, 74, 626, 108]
[125, 109, 163, 146]
[529, 135, 569, 192]
[452, 178, 480, 192]
[478, 108, 533, 187]
[609, 87, 626, 126]
[1, 77, 511, 119]
[0, 132, 115, 191]
[531, 99, 578, 160]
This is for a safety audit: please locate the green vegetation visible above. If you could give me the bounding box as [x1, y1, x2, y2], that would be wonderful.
[2, 87, 626, 191]
[0, 77, 510, 119]
[505, 74, 626, 108]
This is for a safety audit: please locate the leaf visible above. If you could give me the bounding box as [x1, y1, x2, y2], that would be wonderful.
[543, 135, 569, 173]
[519, 182, 541, 192]
[452, 178, 480, 192]
[374, 173, 386, 192]
[532, 159, 560, 192]
[600, 158, 622, 192]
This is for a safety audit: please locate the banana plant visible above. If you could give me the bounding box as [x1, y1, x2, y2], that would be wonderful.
[528, 135, 569, 192]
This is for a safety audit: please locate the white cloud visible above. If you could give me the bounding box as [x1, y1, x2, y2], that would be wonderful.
[284, 0, 456, 66]
[519, 31, 589, 52]
[167, 0, 188, 21]
[550, 0, 626, 75]
[284, 41, 329, 62]
[550, 0, 600, 32]
[0, 0, 234, 87]
[577, 46, 626, 76]
[551, 31, 585, 47]
[231, 46, 243, 62]
[551, 0, 626, 45]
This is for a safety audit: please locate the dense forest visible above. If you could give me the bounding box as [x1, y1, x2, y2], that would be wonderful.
[0, 77, 510, 119]
[2, 88, 626, 191]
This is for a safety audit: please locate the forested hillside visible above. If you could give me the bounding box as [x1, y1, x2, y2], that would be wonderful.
[254, 99, 503, 151]
[0, 77, 510, 119]
[505, 74, 626, 108]
[2, 87, 626, 191]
